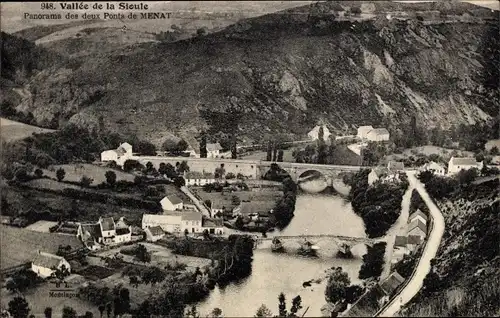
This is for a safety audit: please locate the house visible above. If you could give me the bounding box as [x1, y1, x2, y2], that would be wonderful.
[447, 157, 483, 175]
[207, 143, 223, 158]
[77, 216, 132, 249]
[185, 171, 216, 186]
[0, 215, 12, 225]
[366, 128, 390, 142]
[387, 161, 405, 173]
[31, 251, 71, 278]
[378, 271, 405, 296]
[185, 146, 201, 158]
[232, 201, 275, 218]
[407, 219, 427, 240]
[144, 226, 165, 242]
[100, 142, 133, 166]
[420, 161, 446, 176]
[202, 218, 224, 235]
[406, 235, 422, 253]
[142, 214, 182, 233]
[368, 167, 388, 185]
[357, 126, 374, 139]
[180, 211, 203, 234]
[210, 202, 226, 216]
[160, 195, 184, 211]
[99, 217, 116, 245]
[77, 223, 102, 250]
[308, 125, 332, 141]
[409, 209, 428, 225]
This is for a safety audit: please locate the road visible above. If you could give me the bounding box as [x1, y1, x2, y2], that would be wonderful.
[377, 171, 445, 317]
[179, 186, 212, 218]
[380, 184, 414, 280]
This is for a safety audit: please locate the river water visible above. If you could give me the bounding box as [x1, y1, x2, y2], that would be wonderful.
[197, 181, 367, 317]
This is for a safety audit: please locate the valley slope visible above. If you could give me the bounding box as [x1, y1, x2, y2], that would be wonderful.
[1, 1, 498, 146]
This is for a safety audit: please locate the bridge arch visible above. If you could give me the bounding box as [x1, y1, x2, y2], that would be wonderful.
[297, 170, 329, 193]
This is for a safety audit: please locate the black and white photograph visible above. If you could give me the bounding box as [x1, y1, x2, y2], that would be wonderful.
[0, 1, 499, 317]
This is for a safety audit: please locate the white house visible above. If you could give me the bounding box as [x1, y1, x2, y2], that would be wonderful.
[409, 210, 428, 225]
[31, 251, 71, 278]
[447, 157, 483, 175]
[142, 214, 182, 233]
[233, 201, 275, 218]
[366, 128, 390, 142]
[99, 217, 116, 245]
[202, 218, 224, 235]
[180, 211, 203, 234]
[357, 126, 374, 139]
[160, 195, 184, 211]
[144, 226, 165, 242]
[420, 161, 446, 176]
[407, 219, 427, 240]
[308, 125, 331, 141]
[368, 165, 401, 186]
[207, 143, 223, 158]
[210, 202, 226, 216]
[185, 146, 201, 158]
[185, 172, 216, 186]
[100, 142, 133, 166]
[115, 227, 132, 244]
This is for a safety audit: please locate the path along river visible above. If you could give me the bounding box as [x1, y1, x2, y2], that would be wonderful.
[197, 180, 367, 317]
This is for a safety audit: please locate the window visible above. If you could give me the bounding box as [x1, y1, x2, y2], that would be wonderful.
[236, 165, 239, 168]
[251, 165, 253, 168]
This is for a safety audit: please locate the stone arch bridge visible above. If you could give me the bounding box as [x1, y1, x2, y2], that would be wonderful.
[254, 234, 383, 255]
[131, 156, 370, 192]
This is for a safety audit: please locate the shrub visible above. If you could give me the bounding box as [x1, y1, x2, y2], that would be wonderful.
[56, 168, 66, 182]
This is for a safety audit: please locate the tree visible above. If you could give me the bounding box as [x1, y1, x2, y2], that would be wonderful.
[177, 139, 189, 152]
[98, 305, 105, 318]
[196, 27, 208, 37]
[199, 133, 208, 158]
[61, 307, 77, 318]
[134, 245, 151, 263]
[325, 267, 351, 304]
[277, 150, 284, 162]
[178, 161, 190, 174]
[83, 312, 93, 318]
[345, 285, 364, 304]
[254, 304, 273, 317]
[225, 172, 236, 179]
[289, 295, 302, 317]
[266, 142, 272, 161]
[34, 168, 43, 178]
[105, 170, 117, 186]
[456, 168, 478, 186]
[129, 276, 140, 288]
[106, 303, 112, 318]
[351, 6, 362, 15]
[51, 264, 71, 285]
[491, 146, 499, 155]
[278, 293, 287, 317]
[8, 297, 30, 318]
[135, 141, 156, 156]
[113, 287, 131, 317]
[174, 176, 186, 187]
[80, 175, 93, 188]
[44, 307, 52, 318]
[162, 139, 178, 152]
[6, 268, 40, 293]
[209, 308, 223, 318]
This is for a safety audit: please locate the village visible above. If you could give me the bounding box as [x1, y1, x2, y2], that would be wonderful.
[1, 118, 498, 317]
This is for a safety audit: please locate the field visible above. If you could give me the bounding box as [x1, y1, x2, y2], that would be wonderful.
[0, 225, 83, 269]
[43, 164, 135, 184]
[24, 220, 59, 233]
[0, 274, 99, 317]
[0, 117, 55, 142]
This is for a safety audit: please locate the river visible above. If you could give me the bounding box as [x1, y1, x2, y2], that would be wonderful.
[197, 180, 367, 317]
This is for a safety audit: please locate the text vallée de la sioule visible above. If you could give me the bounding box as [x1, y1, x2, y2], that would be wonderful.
[58, 2, 150, 11]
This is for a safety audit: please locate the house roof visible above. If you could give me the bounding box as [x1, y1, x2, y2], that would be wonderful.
[388, 161, 404, 171]
[423, 161, 445, 170]
[207, 143, 223, 152]
[120, 142, 132, 149]
[32, 252, 65, 269]
[181, 212, 203, 221]
[237, 201, 275, 216]
[449, 157, 480, 166]
[115, 147, 127, 156]
[409, 210, 428, 222]
[394, 236, 408, 247]
[162, 195, 183, 205]
[368, 128, 390, 136]
[115, 227, 130, 235]
[371, 167, 389, 178]
[147, 226, 164, 236]
[407, 235, 422, 245]
[81, 223, 102, 238]
[358, 125, 373, 130]
[142, 214, 181, 225]
[408, 219, 427, 233]
[379, 271, 405, 295]
[99, 217, 115, 231]
[202, 218, 224, 228]
[211, 202, 226, 209]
